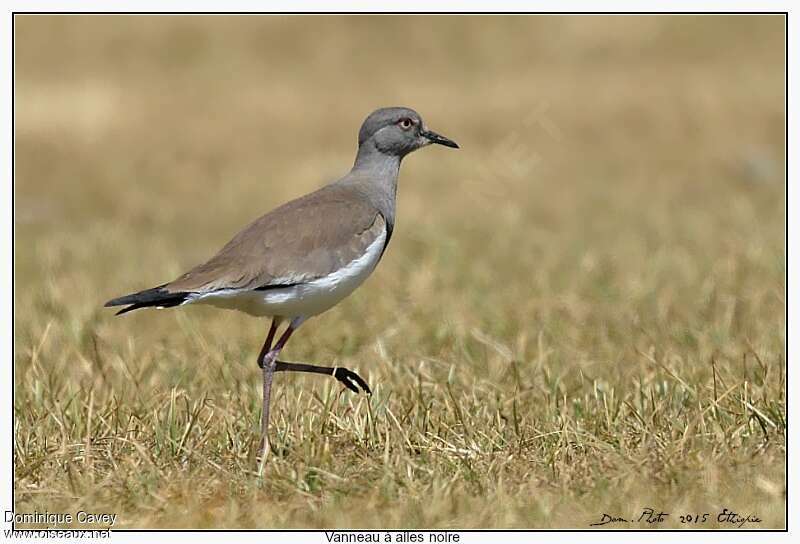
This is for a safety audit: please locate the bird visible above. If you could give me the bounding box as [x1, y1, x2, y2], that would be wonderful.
[104, 107, 459, 459]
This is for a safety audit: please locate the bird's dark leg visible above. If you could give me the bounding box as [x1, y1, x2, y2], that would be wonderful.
[274, 360, 371, 395]
[258, 317, 299, 462]
[257, 318, 281, 368]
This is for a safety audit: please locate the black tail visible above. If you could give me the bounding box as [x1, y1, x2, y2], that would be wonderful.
[104, 284, 191, 316]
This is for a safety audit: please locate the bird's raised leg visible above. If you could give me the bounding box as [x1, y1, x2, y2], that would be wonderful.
[274, 360, 371, 395]
[258, 316, 301, 461]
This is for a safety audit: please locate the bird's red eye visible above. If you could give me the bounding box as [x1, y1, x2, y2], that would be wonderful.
[399, 118, 412, 129]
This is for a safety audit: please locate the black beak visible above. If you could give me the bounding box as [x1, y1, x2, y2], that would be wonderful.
[421, 128, 459, 149]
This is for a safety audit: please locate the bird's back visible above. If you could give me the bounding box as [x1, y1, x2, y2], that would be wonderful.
[164, 181, 389, 294]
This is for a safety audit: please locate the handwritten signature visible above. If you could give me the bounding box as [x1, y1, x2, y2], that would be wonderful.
[589, 507, 762, 528]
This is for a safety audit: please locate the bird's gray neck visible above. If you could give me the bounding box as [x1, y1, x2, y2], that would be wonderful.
[348, 141, 402, 223]
[352, 140, 402, 181]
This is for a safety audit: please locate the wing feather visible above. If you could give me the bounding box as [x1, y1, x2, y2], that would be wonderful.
[164, 184, 387, 294]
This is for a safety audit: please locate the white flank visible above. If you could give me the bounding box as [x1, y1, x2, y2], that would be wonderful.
[189, 227, 387, 318]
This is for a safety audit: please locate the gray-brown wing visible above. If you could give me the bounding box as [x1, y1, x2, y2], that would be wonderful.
[164, 184, 387, 294]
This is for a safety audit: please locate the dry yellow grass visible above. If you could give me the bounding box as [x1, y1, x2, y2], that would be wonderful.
[13, 15, 785, 529]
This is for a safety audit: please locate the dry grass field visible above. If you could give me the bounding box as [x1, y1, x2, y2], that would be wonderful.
[13, 15, 785, 529]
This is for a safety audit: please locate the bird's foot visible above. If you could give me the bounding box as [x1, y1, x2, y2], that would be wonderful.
[333, 366, 372, 395]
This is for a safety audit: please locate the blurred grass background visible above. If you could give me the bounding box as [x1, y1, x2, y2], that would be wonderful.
[14, 15, 785, 529]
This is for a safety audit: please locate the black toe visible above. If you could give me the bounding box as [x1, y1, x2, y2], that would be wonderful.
[334, 367, 372, 395]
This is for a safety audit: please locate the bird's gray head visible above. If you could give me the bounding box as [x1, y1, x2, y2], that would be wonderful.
[357, 107, 459, 158]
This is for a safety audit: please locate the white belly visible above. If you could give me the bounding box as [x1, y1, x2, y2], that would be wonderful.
[188, 227, 387, 318]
